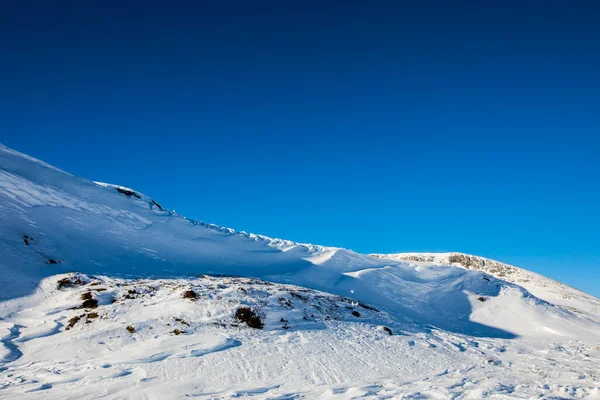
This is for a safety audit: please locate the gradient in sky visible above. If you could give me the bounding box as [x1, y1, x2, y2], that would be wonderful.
[1, 1, 599, 295]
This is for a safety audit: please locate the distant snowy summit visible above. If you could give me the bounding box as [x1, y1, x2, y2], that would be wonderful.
[370, 252, 600, 318]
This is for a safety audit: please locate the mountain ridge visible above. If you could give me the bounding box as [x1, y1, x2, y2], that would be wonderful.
[1, 142, 598, 337]
[1, 143, 600, 398]
[370, 251, 600, 318]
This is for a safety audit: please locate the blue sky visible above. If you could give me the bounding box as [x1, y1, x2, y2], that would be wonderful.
[1, 2, 599, 296]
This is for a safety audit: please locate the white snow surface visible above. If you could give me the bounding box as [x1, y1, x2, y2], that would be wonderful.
[370, 252, 600, 321]
[1, 143, 599, 399]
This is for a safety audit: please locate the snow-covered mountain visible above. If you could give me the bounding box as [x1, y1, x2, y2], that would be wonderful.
[370, 252, 600, 320]
[1, 143, 599, 399]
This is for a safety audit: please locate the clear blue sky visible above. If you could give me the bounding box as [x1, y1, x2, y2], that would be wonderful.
[1, 2, 599, 296]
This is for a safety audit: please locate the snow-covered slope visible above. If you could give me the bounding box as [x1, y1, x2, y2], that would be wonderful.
[370, 252, 600, 320]
[1, 143, 599, 398]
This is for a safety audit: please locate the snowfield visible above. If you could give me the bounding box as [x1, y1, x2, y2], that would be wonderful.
[1, 143, 599, 399]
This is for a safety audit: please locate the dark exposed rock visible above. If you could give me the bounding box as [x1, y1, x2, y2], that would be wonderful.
[182, 290, 198, 300]
[81, 299, 98, 309]
[115, 187, 141, 198]
[290, 292, 308, 302]
[448, 254, 473, 267]
[57, 276, 86, 290]
[357, 301, 379, 312]
[66, 315, 82, 330]
[234, 307, 263, 329]
[371, 253, 522, 282]
[122, 289, 138, 300]
[278, 297, 292, 309]
[151, 200, 164, 210]
[174, 317, 190, 327]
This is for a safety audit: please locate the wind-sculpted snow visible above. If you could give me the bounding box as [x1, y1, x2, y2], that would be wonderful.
[371, 252, 600, 321]
[0, 273, 598, 399]
[1, 143, 599, 338]
[1, 143, 600, 398]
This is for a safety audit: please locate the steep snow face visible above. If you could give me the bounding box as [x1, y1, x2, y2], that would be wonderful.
[0, 143, 599, 340]
[370, 252, 600, 321]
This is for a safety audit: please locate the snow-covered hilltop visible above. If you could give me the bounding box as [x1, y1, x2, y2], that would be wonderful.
[1, 143, 599, 399]
[370, 252, 600, 319]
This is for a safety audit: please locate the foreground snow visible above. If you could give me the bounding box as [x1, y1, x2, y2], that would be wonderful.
[1, 273, 599, 399]
[1, 143, 599, 399]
